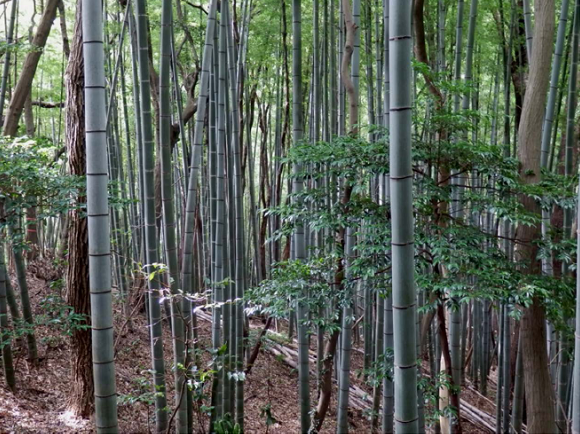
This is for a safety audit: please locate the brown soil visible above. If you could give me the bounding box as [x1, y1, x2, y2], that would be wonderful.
[0, 264, 498, 433]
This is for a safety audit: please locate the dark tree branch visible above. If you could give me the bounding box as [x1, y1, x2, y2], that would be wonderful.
[413, 0, 444, 108]
[57, 0, 70, 58]
[31, 100, 64, 108]
[184, 0, 208, 14]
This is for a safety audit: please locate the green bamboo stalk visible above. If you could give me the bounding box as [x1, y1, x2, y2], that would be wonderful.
[127, 6, 145, 277]
[364, 3, 375, 137]
[223, 0, 246, 425]
[351, 0, 360, 102]
[211, 8, 227, 422]
[169, 24, 189, 194]
[449, 5, 465, 420]
[437, 0, 446, 75]
[106, 90, 130, 324]
[189, 11, 217, 200]
[462, 0, 478, 111]
[523, 0, 533, 58]
[389, 1, 418, 432]
[312, 0, 325, 394]
[481, 301, 490, 395]
[548, 34, 572, 173]
[313, 0, 320, 144]
[119, 50, 139, 272]
[572, 155, 580, 434]
[564, 0, 580, 240]
[338, 0, 345, 137]
[158, 0, 187, 431]
[292, 0, 310, 431]
[371, 289, 385, 432]
[133, 0, 168, 430]
[81, 0, 118, 430]
[322, 0, 330, 142]
[512, 334, 524, 433]
[557, 329, 572, 431]
[452, 0, 465, 115]
[7, 222, 37, 364]
[462, 0, 479, 391]
[2, 261, 19, 321]
[246, 94, 262, 283]
[180, 4, 218, 402]
[383, 292, 394, 434]
[495, 304, 503, 434]
[270, 66, 282, 270]
[363, 284, 372, 373]
[490, 57, 501, 146]
[541, 0, 571, 286]
[416, 290, 425, 434]
[573, 9, 580, 412]
[221, 3, 235, 415]
[382, 3, 393, 433]
[501, 303, 511, 432]
[0, 239, 15, 391]
[540, 0, 570, 168]
[208, 38, 220, 425]
[471, 302, 479, 384]
[329, 0, 337, 138]
[337, 227, 355, 434]
[558, 4, 579, 429]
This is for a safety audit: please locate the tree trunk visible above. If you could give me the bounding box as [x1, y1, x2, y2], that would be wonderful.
[3, 0, 59, 136]
[24, 92, 35, 136]
[0, 0, 17, 129]
[313, 328, 341, 431]
[64, 1, 93, 418]
[516, 0, 557, 432]
[25, 205, 39, 261]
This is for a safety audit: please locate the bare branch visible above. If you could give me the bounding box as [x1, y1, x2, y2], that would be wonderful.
[184, 0, 208, 14]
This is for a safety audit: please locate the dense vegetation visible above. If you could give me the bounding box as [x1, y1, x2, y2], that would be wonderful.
[0, 0, 580, 433]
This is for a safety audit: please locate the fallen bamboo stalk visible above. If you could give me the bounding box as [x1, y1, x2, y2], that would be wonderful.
[197, 310, 509, 433]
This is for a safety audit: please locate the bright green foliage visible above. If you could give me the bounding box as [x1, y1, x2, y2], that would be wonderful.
[249, 95, 578, 429]
[247, 257, 342, 328]
[0, 137, 80, 219]
[259, 124, 578, 320]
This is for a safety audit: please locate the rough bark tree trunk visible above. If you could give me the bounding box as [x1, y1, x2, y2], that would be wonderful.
[64, 1, 93, 417]
[25, 205, 39, 261]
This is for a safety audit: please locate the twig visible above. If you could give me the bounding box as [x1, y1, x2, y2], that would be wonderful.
[245, 316, 273, 375]
[113, 290, 144, 353]
[165, 371, 188, 434]
[183, 0, 207, 14]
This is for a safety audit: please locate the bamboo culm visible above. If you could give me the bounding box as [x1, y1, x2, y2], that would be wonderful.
[133, 1, 168, 430]
[389, 1, 418, 432]
[82, 0, 118, 430]
[158, 0, 187, 432]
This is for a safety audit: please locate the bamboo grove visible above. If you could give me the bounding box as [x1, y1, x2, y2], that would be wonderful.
[2, 0, 580, 433]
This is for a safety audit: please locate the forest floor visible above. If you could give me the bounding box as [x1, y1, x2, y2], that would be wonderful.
[0, 258, 493, 433]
